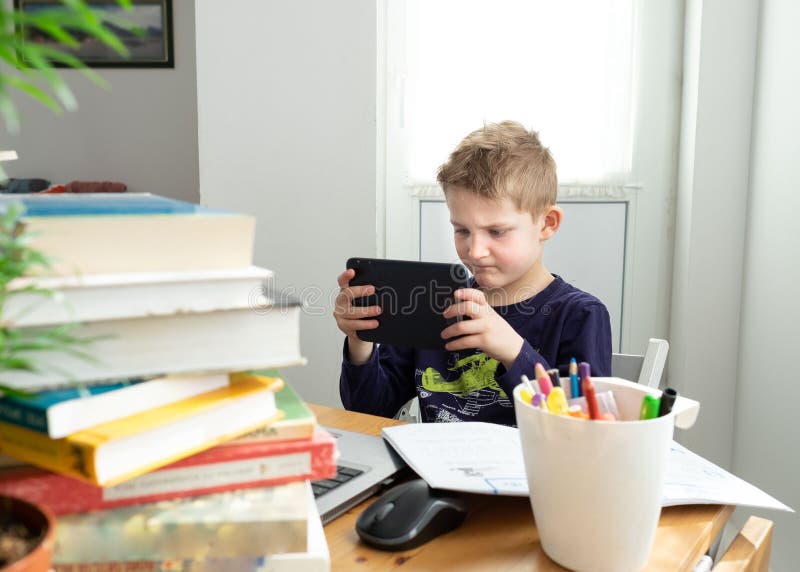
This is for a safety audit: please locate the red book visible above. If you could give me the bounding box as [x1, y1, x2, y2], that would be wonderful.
[0, 429, 337, 515]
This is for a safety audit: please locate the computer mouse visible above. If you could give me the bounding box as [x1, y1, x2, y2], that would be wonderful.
[355, 478, 468, 551]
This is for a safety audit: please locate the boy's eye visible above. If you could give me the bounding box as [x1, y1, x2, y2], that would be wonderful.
[454, 228, 470, 236]
[489, 229, 507, 237]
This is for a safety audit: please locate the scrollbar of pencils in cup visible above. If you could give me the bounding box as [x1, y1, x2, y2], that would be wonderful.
[518, 361, 679, 422]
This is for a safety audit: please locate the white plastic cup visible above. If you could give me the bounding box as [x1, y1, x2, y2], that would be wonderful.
[513, 377, 699, 572]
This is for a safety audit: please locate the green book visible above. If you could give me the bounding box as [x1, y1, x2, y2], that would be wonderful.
[233, 378, 316, 444]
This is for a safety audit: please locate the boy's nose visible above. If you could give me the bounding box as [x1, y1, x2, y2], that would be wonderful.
[469, 236, 489, 259]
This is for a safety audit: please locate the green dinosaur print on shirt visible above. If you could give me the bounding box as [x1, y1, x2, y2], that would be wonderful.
[421, 353, 507, 398]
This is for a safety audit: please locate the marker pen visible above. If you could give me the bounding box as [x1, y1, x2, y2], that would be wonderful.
[546, 387, 569, 416]
[521, 374, 541, 394]
[535, 362, 553, 396]
[547, 368, 561, 389]
[582, 377, 600, 420]
[639, 395, 661, 420]
[532, 392, 548, 411]
[520, 374, 535, 393]
[658, 387, 678, 417]
[569, 358, 580, 398]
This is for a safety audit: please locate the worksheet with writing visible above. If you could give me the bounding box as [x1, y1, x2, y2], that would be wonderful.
[662, 442, 791, 511]
[381, 423, 793, 512]
[382, 422, 528, 495]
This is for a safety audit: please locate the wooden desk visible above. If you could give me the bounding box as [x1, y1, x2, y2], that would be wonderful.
[312, 404, 735, 572]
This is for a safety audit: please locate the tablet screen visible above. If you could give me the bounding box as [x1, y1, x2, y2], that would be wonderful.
[347, 258, 470, 350]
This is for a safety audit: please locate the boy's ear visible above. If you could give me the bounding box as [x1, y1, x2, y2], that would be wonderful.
[539, 205, 563, 241]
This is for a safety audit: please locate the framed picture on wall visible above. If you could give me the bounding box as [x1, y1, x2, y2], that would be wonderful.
[13, 0, 174, 68]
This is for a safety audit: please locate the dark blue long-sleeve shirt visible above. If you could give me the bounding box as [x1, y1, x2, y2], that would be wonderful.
[340, 275, 612, 426]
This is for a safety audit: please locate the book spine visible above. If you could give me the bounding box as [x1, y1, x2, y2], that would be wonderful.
[0, 421, 96, 483]
[236, 421, 315, 444]
[0, 400, 49, 433]
[0, 439, 336, 515]
[54, 559, 265, 572]
[55, 563, 161, 572]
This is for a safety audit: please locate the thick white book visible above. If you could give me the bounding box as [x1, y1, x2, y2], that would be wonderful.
[0, 193, 256, 276]
[52, 482, 330, 572]
[1, 301, 304, 392]
[53, 479, 310, 563]
[3, 266, 273, 328]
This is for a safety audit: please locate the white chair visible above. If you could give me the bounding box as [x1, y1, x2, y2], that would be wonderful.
[394, 338, 670, 422]
[611, 338, 670, 388]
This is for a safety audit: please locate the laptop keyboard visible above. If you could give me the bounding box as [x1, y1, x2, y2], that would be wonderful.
[312, 465, 364, 498]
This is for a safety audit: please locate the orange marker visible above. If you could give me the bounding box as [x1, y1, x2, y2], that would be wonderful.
[581, 377, 600, 420]
[568, 405, 589, 419]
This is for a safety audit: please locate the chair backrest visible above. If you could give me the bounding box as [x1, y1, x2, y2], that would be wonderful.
[612, 338, 669, 388]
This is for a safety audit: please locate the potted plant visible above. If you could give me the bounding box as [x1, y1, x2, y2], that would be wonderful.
[0, 205, 99, 572]
[0, 2, 128, 569]
[0, 496, 55, 572]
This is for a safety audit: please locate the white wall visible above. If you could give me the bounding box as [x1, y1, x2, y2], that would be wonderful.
[195, 0, 377, 407]
[732, 0, 800, 568]
[670, 0, 759, 469]
[3, 1, 199, 203]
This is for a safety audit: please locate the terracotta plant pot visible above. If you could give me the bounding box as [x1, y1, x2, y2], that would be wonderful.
[0, 495, 55, 572]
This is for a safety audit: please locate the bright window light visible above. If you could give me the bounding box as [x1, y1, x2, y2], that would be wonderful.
[403, 0, 635, 185]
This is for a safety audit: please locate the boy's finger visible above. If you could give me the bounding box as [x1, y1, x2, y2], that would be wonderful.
[453, 288, 486, 304]
[336, 269, 356, 288]
[344, 318, 380, 331]
[443, 300, 481, 319]
[342, 305, 381, 319]
[444, 334, 480, 352]
[441, 318, 481, 340]
[337, 284, 375, 302]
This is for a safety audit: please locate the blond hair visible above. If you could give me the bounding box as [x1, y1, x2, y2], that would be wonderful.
[436, 121, 557, 216]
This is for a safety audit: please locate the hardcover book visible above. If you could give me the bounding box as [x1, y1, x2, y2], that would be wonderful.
[4, 266, 273, 329]
[0, 376, 284, 486]
[0, 193, 255, 276]
[52, 482, 329, 572]
[0, 429, 337, 515]
[0, 300, 304, 392]
[52, 481, 310, 563]
[0, 373, 230, 438]
[241, 378, 317, 443]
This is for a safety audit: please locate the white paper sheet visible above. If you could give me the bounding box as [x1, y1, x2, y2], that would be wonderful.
[662, 442, 791, 511]
[381, 422, 529, 495]
[381, 423, 793, 512]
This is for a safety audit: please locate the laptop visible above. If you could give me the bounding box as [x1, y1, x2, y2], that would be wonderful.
[313, 426, 407, 524]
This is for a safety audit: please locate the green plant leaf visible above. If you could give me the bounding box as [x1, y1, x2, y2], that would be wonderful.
[0, 384, 34, 399]
[2, 74, 62, 113]
[34, 46, 108, 88]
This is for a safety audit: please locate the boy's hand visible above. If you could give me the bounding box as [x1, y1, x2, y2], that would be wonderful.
[334, 269, 381, 364]
[441, 288, 524, 370]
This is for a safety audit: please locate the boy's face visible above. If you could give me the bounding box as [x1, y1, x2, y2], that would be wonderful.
[445, 187, 548, 298]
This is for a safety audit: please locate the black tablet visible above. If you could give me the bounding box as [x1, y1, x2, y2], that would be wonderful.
[346, 258, 471, 350]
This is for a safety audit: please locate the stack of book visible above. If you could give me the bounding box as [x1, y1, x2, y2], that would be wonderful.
[0, 194, 334, 571]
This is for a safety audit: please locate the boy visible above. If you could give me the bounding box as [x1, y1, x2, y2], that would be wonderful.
[334, 121, 612, 425]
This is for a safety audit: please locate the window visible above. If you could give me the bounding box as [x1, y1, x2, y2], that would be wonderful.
[402, 0, 636, 185]
[379, 0, 683, 352]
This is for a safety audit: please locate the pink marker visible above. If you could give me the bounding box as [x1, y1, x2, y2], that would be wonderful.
[535, 362, 553, 396]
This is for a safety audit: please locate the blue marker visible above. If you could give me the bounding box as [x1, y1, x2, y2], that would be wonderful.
[569, 358, 581, 398]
